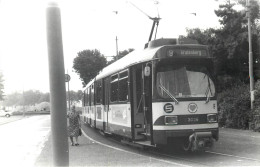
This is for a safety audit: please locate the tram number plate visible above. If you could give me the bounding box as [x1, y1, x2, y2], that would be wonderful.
[187, 117, 199, 123]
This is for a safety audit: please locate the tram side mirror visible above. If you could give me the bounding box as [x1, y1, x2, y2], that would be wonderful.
[144, 65, 150, 77]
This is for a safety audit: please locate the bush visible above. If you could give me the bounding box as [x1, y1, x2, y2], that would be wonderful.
[218, 81, 260, 129]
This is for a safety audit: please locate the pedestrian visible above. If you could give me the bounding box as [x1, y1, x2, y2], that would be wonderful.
[67, 105, 81, 146]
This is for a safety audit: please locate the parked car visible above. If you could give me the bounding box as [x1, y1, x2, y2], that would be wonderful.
[0, 109, 13, 118]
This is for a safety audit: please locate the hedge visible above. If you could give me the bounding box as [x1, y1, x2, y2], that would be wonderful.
[218, 80, 260, 129]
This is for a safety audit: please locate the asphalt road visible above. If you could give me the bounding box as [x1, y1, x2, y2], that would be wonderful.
[0, 115, 51, 167]
[77, 123, 260, 167]
[0, 115, 24, 125]
[1, 115, 260, 166]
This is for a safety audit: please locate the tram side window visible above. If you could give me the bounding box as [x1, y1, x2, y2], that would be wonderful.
[110, 74, 119, 102]
[95, 80, 102, 104]
[90, 84, 94, 106]
[118, 71, 128, 101]
[87, 88, 90, 106]
[84, 90, 87, 106]
[84, 88, 89, 106]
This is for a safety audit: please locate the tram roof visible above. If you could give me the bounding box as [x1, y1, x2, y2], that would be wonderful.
[84, 38, 208, 89]
[96, 46, 162, 80]
[96, 43, 208, 80]
[84, 78, 95, 90]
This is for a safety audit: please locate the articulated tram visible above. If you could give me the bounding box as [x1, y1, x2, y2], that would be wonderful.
[82, 38, 219, 151]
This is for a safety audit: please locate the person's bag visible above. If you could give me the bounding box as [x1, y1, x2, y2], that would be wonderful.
[79, 128, 82, 136]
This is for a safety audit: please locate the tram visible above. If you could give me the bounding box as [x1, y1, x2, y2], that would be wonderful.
[82, 38, 219, 151]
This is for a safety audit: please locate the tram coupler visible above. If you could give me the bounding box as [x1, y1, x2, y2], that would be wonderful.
[185, 132, 213, 151]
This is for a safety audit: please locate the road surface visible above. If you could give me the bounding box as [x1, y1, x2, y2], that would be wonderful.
[1, 115, 260, 166]
[0, 115, 50, 167]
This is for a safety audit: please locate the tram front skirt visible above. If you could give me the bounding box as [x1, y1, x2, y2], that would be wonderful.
[183, 132, 214, 151]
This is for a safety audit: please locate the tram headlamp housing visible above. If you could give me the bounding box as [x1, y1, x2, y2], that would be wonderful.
[165, 116, 178, 125]
[207, 114, 218, 123]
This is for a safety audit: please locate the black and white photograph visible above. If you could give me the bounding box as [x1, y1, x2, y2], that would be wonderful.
[0, 0, 260, 166]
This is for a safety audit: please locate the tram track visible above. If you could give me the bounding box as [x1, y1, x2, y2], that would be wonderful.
[205, 150, 260, 162]
[82, 128, 194, 167]
[82, 124, 260, 166]
[148, 150, 209, 167]
[82, 125, 207, 167]
[151, 146, 260, 166]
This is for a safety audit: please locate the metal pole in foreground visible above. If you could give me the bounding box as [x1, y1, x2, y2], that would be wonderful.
[247, 0, 255, 110]
[46, 2, 69, 166]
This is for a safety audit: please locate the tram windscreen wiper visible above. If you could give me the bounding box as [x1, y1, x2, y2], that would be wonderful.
[159, 83, 179, 104]
[204, 75, 212, 104]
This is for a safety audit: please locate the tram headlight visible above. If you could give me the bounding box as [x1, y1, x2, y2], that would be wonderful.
[165, 116, 178, 125]
[207, 114, 218, 123]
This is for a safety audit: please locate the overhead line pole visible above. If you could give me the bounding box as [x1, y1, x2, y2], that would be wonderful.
[116, 36, 119, 60]
[46, 2, 69, 166]
[114, 11, 119, 61]
[247, 0, 255, 110]
[67, 70, 71, 111]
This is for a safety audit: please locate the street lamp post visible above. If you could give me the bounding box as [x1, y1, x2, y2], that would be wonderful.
[247, 0, 255, 110]
[113, 11, 119, 61]
[116, 36, 119, 60]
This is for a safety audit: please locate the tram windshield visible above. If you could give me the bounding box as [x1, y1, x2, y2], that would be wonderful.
[156, 65, 215, 99]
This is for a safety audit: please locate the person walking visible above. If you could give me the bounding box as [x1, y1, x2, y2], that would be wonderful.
[67, 105, 81, 146]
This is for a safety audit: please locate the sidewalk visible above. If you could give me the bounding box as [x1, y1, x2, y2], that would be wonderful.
[34, 131, 101, 167]
[34, 125, 260, 167]
[34, 125, 170, 167]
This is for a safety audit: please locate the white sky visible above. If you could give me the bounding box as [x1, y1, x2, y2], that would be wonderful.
[0, 0, 224, 94]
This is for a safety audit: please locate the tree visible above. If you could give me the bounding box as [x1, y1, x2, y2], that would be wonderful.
[185, 0, 260, 129]
[73, 49, 107, 87]
[108, 48, 134, 65]
[3, 92, 23, 106]
[186, 28, 229, 75]
[0, 72, 4, 101]
[186, 0, 260, 83]
[2, 90, 49, 107]
[67, 90, 83, 106]
[23, 90, 42, 106]
[37, 92, 50, 103]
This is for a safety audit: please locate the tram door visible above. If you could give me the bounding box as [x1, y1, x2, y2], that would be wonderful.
[132, 64, 152, 141]
[103, 77, 110, 132]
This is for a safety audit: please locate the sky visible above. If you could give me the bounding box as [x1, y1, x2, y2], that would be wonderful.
[0, 0, 227, 94]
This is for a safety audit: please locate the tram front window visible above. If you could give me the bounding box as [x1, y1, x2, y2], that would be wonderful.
[156, 66, 215, 99]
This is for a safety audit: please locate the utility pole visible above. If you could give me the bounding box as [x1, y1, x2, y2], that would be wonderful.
[113, 11, 119, 60]
[22, 87, 25, 117]
[46, 2, 69, 166]
[247, 0, 255, 110]
[66, 70, 71, 111]
[116, 36, 119, 60]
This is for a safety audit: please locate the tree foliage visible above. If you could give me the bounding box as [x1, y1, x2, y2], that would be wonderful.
[66, 90, 83, 106]
[218, 82, 251, 129]
[0, 72, 4, 101]
[2, 90, 50, 106]
[185, 0, 260, 129]
[73, 49, 107, 87]
[186, 0, 260, 85]
[218, 80, 260, 129]
[108, 48, 134, 65]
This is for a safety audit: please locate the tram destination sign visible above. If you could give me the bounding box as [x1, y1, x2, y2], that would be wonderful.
[167, 48, 207, 57]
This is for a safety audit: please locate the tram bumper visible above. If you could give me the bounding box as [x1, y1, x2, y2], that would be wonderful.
[185, 132, 213, 151]
[153, 128, 218, 147]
